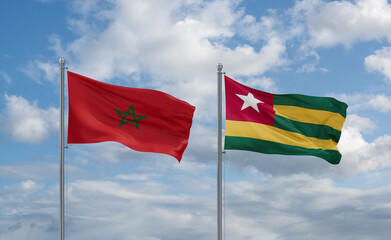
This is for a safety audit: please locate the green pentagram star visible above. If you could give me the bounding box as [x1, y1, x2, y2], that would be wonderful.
[114, 103, 147, 129]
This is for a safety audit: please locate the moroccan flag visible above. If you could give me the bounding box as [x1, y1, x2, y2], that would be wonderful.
[224, 76, 347, 164]
[67, 71, 195, 162]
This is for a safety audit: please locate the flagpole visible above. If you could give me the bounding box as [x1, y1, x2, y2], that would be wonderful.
[217, 63, 223, 240]
[59, 58, 65, 240]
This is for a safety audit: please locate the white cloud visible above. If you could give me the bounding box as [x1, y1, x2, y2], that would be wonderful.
[19, 60, 58, 83]
[237, 10, 283, 42]
[337, 114, 391, 175]
[69, 142, 167, 165]
[297, 61, 329, 73]
[221, 36, 286, 76]
[295, 0, 391, 48]
[334, 93, 391, 114]
[54, 0, 286, 108]
[289, 0, 391, 79]
[2, 169, 391, 240]
[0, 162, 61, 180]
[368, 94, 391, 113]
[224, 174, 391, 240]
[245, 76, 278, 92]
[0, 94, 59, 144]
[115, 173, 157, 181]
[4, 180, 43, 196]
[365, 46, 391, 83]
[0, 70, 12, 83]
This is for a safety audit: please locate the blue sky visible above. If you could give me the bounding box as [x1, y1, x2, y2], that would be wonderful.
[1, 0, 391, 239]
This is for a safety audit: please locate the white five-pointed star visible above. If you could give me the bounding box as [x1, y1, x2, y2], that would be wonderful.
[236, 92, 263, 112]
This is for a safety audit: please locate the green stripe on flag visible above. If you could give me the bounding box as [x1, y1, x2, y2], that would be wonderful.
[273, 115, 342, 142]
[274, 94, 347, 118]
[224, 136, 341, 164]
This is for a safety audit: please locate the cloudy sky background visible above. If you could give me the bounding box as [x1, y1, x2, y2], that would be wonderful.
[1, 0, 391, 239]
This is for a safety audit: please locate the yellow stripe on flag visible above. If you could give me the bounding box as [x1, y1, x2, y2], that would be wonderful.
[274, 105, 346, 131]
[225, 120, 339, 151]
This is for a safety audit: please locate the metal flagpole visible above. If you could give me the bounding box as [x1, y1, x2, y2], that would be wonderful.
[217, 63, 223, 240]
[59, 58, 65, 240]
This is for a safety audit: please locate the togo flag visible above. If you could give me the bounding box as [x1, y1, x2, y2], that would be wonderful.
[224, 76, 348, 164]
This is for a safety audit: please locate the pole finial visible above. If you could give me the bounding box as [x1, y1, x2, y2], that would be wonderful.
[217, 63, 223, 72]
[59, 58, 65, 65]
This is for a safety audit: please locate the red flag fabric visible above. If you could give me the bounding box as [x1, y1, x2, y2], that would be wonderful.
[67, 71, 195, 162]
